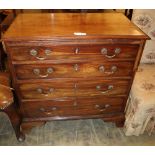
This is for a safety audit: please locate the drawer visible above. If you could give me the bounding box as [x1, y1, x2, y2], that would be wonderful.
[9, 44, 139, 61]
[21, 97, 124, 118]
[18, 79, 130, 99]
[15, 61, 134, 79]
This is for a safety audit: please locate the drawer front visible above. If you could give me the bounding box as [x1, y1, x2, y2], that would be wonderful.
[10, 44, 139, 61]
[18, 79, 130, 99]
[22, 97, 124, 118]
[15, 61, 134, 79]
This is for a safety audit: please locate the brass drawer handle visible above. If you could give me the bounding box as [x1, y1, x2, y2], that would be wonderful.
[33, 68, 54, 78]
[30, 49, 52, 60]
[39, 107, 57, 115]
[36, 56, 46, 60]
[95, 104, 111, 112]
[37, 88, 54, 95]
[96, 85, 113, 94]
[73, 64, 79, 71]
[101, 48, 121, 58]
[99, 65, 117, 75]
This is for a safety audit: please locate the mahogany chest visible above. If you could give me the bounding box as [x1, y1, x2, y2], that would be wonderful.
[3, 13, 148, 140]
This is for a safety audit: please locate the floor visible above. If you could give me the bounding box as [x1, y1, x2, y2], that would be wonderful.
[0, 113, 155, 146]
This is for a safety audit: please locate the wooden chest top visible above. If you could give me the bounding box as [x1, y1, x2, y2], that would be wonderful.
[3, 13, 148, 41]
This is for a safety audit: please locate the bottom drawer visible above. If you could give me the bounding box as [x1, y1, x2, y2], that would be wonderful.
[21, 97, 125, 118]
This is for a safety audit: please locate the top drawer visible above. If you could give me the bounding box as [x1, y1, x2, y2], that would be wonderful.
[8, 44, 139, 62]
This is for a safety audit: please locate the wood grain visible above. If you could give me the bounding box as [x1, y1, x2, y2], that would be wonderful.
[3, 13, 149, 41]
[18, 79, 130, 99]
[21, 97, 125, 118]
[9, 44, 139, 62]
[14, 61, 134, 79]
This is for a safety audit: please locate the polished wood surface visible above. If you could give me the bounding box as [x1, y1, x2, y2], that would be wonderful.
[15, 61, 134, 79]
[9, 44, 139, 62]
[22, 97, 124, 118]
[3, 13, 148, 40]
[18, 79, 130, 99]
[3, 13, 149, 140]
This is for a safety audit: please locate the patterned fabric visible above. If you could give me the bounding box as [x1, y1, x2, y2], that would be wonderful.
[132, 9, 155, 63]
[124, 64, 155, 136]
[124, 9, 155, 136]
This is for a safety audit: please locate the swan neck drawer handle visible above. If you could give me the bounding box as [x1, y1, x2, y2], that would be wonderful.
[96, 85, 113, 94]
[95, 104, 111, 111]
[37, 88, 54, 95]
[99, 65, 117, 75]
[33, 67, 54, 78]
[39, 107, 57, 115]
[101, 48, 121, 58]
[30, 49, 52, 60]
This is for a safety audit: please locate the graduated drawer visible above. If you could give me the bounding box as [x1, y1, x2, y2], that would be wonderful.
[14, 61, 134, 79]
[18, 79, 130, 99]
[9, 44, 139, 61]
[21, 97, 124, 118]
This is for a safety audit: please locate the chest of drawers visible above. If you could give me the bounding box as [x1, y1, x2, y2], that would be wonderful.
[3, 13, 148, 140]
